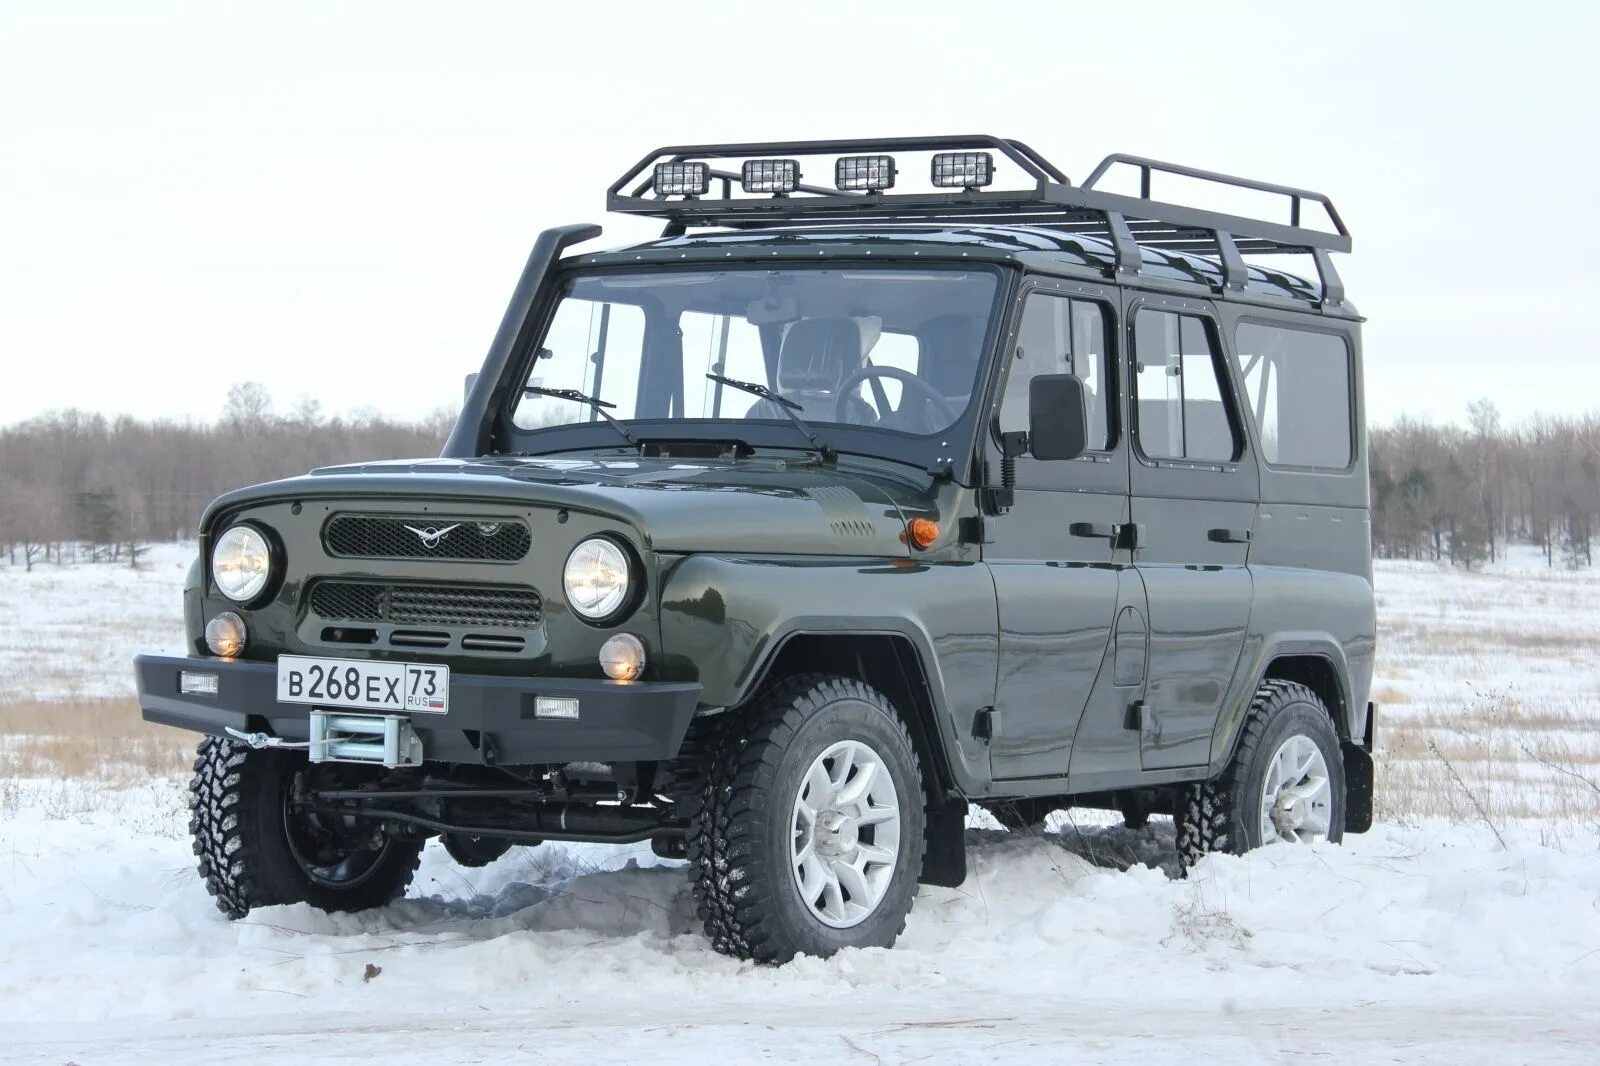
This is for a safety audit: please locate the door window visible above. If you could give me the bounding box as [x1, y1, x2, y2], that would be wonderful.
[998, 293, 1111, 450]
[1132, 310, 1238, 462]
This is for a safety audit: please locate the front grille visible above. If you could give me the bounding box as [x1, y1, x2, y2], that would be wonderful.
[324, 514, 531, 562]
[310, 581, 542, 629]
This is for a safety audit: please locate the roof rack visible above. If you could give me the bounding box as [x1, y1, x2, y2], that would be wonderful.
[606, 136, 1350, 304]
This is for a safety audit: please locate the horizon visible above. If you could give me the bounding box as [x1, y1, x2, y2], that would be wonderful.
[4, 1, 1596, 429]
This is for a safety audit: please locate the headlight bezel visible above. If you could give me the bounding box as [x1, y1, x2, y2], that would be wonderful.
[210, 522, 279, 607]
[562, 534, 642, 626]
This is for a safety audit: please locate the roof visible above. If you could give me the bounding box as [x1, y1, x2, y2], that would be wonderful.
[572, 224, 1329, 309]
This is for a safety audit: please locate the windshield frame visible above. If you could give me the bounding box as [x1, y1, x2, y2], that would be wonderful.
[494, 259, 1016, 476]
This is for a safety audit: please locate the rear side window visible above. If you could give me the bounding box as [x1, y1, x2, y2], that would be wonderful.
[1132, 310, 1238, 462]
[1233, 323, 1353, 469]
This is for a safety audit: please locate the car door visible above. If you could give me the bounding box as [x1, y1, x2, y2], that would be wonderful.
[1125, 297, 1259, 770]
[984, 278, 1131, 781]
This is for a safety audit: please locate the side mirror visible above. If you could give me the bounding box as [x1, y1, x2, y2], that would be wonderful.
[463, 373, 479, 404]
[1028, 374, 1088, 461]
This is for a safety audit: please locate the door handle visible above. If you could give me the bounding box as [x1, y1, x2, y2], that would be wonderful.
[1070, 521, 1118, 540]
[1207, 527, 1253, 544]
[1069, 522, 1143, 550]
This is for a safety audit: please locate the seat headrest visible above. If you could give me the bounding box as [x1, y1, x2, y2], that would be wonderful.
[777, 319, 863, 392]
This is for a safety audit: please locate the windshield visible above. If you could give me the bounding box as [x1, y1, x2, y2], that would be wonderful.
[511, 267, 1001, 450]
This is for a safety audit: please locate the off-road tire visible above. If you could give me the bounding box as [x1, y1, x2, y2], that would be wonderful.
[684, 673, 927, 963]
[1176, 680, 1345, 871]
[189, 736, 423, 918]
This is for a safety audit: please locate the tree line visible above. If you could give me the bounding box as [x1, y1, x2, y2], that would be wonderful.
[1370, 401, 1599, 569]
[0, 384, 451, 570]
[2, 387, 1597, 571]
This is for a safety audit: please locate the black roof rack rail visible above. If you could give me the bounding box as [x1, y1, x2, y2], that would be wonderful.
[606, 136, 1350, 304]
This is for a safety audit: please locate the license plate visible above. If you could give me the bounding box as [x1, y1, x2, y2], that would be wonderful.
[276, 655, 450, 714]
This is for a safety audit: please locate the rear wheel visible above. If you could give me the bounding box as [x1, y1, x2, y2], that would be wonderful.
[684, 674, 927, 963]
[189, 736, 423, 918]
[1176, 680, 1345, 870]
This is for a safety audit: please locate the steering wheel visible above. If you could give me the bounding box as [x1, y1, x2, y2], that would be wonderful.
[833, 365, 960, 430]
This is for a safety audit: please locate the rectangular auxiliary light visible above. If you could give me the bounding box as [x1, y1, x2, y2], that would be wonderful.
[835, 154, 896, 191]
[930, 151, 994, 189]
[654, 161, 710, 197]
[180, 670, 219, 696]
[535, 696, 580, 720]
[741, 158, 800, 194]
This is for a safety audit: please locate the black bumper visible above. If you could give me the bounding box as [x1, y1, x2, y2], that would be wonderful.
[134, 653, 702, 764]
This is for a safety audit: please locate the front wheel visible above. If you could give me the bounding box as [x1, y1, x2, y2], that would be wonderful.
[684, 674, 927, 963]
[189, 737, 423, 918]
[1176, 680, 1345, 870]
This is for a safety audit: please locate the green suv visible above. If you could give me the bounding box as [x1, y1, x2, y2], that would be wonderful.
[136, 136, 1376, 962]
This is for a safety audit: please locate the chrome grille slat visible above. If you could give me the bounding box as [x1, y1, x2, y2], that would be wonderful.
[310, 580, 541, 629]
[324, 514, 531, 562]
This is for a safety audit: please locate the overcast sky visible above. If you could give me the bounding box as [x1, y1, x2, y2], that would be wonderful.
[2, 0, 1595, 429]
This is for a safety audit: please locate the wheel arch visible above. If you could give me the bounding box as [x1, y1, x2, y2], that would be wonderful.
[1212, 636, 1356, 773]
[748, 629, 971, 890]
[754, 629, 959, 800]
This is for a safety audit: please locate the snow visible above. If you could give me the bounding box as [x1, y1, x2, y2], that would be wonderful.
[2, 788, 1598, 1063]
[0, 543, 192, 701]
[2, 545, 1600, 1061]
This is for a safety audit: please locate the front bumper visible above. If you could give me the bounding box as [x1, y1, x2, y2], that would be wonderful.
[134, 653, 702, 764]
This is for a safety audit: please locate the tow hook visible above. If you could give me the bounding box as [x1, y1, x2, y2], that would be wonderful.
[224, 727, 311, 751]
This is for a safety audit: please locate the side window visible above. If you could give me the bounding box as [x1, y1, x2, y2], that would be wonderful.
[1233, 323, 1353, 468]
[678, 311, 766, 418]
[514, 298, 646, 428]
[999, 292, 1112, 450]
[1133, 310, 1238, 463]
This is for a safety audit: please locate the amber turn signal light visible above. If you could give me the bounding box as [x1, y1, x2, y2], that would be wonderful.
[908, 518, 939, 550]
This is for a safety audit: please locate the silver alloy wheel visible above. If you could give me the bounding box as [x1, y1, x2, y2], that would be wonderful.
[789, 738, 902, 929]
[1259, 733, 1333, 844]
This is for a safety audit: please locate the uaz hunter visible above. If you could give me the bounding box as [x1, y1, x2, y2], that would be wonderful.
[136, 137, 1375, 962]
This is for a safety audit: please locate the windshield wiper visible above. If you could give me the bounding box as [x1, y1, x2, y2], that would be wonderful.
[705, 374, 834, 462]
[522, 386, 640, 450]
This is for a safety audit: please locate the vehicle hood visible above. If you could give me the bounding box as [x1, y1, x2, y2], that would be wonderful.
[204, 455, 927, 557]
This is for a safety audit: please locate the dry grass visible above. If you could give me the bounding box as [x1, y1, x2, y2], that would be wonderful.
[0, 699, 193, 785]
[1373, 689, 1600, 825]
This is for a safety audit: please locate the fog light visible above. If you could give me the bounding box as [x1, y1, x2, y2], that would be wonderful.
[599, 633, 646, 681]
[180, 671, 219, 696]
[205, 612, 247, 658]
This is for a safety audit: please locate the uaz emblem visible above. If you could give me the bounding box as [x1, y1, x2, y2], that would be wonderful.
[403, 523, 460, 549]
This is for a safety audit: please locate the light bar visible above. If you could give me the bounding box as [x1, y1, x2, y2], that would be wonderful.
[835, 155, 896, 191]
[654, 161, 710, 197]
[931, 151, 994, 189]
[741, 158, 800, 194]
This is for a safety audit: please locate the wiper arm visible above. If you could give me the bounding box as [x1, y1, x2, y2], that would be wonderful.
[522, 387, 640, 450]
[705, 373, 834, 461]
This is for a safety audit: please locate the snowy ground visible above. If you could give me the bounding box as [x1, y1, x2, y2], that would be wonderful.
[4, 787, 1598, 1064]
[2, 545, 1599, 1062]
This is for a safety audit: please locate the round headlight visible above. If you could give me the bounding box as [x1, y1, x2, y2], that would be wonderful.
[212, 524, 273, 603]
[563, 537, 633, 621]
